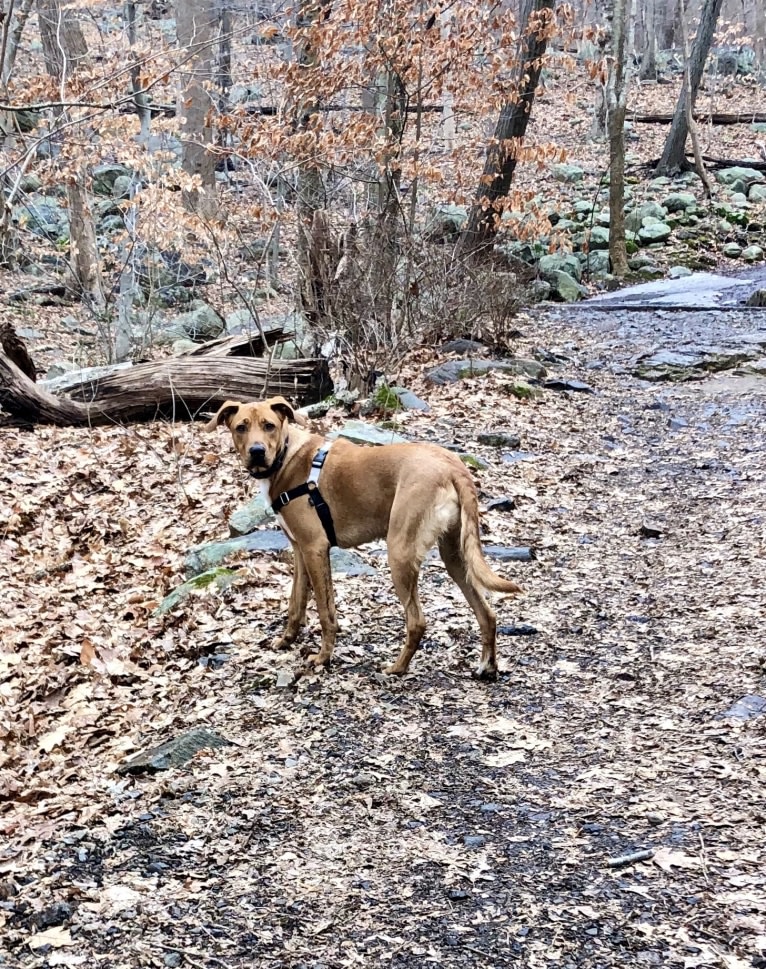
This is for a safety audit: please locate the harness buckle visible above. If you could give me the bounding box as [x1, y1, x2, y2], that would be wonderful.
[274, 492, 290, 509]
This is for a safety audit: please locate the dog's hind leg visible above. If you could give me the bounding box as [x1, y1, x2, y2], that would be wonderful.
[383, 548, 427, 675]
[438, 528, 498, 679]
[272, 542, 310, 650]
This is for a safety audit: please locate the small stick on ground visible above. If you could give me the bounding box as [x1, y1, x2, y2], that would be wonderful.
[607, 848, 655, 868]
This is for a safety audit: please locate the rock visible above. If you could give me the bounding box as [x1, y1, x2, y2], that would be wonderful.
[587, 225, 610, 250]
[501, 451, 537, 463]
[275, 670, 294, 689]
[626, 201, 667, 233]
[425, 204, 467, 241]
[497, 623, 538, 636]
[329, 548, 377, 576]
[745, 289, 766, 307]
[440, 338, 486, 355]
[639, 521, 663, 538]
[528, 279, 552, 302]
[742, 245, 764, 263]
[483, 546, 535, 562]
[749, 184, 766, 203]
[551, 163, 584, 183]
[185, 532, 288, 577]
[112, 175, 133, 199]
[716, 166, 765, 194]
[539, 252, 582, 282]
[459, 453, 489, 470]
[92, 163, 132, 195]
[729, 192, 750, 208]
[171, 338, 199, 355]
[162, 302, 224, 342]
[333, 420, 408, 446]
[390, 387, 430, 411]
[486, 496, 516, 513]
[720, 695, 766, 722]
[229, 492, 273, 536]
[546, 270, 585, 302]
[477, 430, 522, 449]
[572, 199, 594, 215]
[638, 222, 673, 244]
[638, 265, 664, 278]
[635, 346, 759, 382]
[156, 567, 240, 613]
[502, 379, 543, 400]
[582, 250, 611, 276]
[464, 835, 487, 848]
[668, 265, 692, 278]
[425, 357, 546, 384]
[117, 728, 233, 774]
[663, 192, 697, 213]
[542, 378, 595, 393]
[723, 242, 742, 258]
[13, 195, 68, 240]
[628, 252, 656, 270]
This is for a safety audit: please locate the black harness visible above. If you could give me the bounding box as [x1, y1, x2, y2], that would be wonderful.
[270, 446, 338, 547]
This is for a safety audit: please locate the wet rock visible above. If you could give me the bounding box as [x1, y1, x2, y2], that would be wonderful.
[742, 245, 764, 263]
[334, 420, 408, 446]
[477, 430, 522, 449]
[425, 357, 546, 385]
[720, 695, 766, 722]
[542, 378, 595, 393]
[638, 222, 672, 245]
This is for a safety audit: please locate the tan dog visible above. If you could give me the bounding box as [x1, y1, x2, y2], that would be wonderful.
[205, 396, 522, 677]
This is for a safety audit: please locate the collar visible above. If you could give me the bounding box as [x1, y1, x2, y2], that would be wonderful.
[249, 437, 289, 480]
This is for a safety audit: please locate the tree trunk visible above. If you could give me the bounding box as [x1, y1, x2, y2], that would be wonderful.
[606, 0, 631, 277]
[457, 0, 555, 257]
[655, 0, 724, 175]
[754, 0, 766, 70]
[589, 0, 612, 139]
[68, 172, 107, 312]
[176, 0, 219, 216]
[639, 0, 657, 80]
[125, 1, 151, 142]
[36, 0, 87, 79]
[2, 0, 35, 85]
[0, 353, 331, 427]
[660, 0, 679, 49]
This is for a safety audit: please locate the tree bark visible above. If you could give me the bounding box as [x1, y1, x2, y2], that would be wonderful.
[606, 0, 631, 277]
[0, 353, 332, 426]
[36, 0, 87, 79]
[176, 0, 219, 216]
[638, 0, 657, 81]
[634, 111, 766, 124]
[655, 0, 724, 175]
[457, 0, 555, 257]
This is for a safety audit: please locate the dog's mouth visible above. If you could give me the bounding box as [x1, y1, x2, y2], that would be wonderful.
[247, 441, 288, 479]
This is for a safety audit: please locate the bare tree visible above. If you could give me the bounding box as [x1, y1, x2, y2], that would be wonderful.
[458, 0, 555, 257]
[638, 0, 657, 80]
[655, 0, 724, 174]
[176, 0, 220, 216]
[606, 0, 631, 276]
[36, 0, 106, 312]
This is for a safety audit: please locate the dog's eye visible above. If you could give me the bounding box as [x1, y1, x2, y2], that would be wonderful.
[235, 422, 247, 433]
[263, 421, 276, 432]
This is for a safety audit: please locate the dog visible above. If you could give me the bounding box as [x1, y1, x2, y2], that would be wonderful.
[205, 396, 522, 677]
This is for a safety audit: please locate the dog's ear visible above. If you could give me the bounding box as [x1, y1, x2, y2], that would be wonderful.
[203, 400, 241, 432]
[269, 396, 296, 424]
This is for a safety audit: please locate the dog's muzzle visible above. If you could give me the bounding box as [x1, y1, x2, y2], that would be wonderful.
[248, 440, 288, 479]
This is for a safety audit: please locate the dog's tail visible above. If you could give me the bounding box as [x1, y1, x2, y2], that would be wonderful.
[455, 470, 523, 594]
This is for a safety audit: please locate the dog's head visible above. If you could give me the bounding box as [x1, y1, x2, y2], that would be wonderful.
[204, 396, 306, 477]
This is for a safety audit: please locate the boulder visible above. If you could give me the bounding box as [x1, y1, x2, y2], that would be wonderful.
[539, 252, 582, 282]
[582, 250, 611, 276]
[425, 357, 547, 384]
[625, 201, 668, 233]
[586, 225, 610, 250]
[749, 185, 766, 203]
[668, 265, 692, 279]
[92, 163, 132, 195]
[716, 167, 765, 194]
[722, 242, 742, 258]
[551, 163, 584, 183]
[546, 270, 585, 302]
[742, 245, 764, 263]
[425, 204, 467, 241]
[162, 302, 224, 342]
[663, 192, 696, 213]
[638, 222, 672, 245]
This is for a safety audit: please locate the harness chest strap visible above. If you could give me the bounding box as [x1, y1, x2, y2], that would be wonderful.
[270, 444, 338, 547]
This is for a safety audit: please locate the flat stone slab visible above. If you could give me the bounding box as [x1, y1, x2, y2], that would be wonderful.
[332, 420, 409, 446]
[118, 728, 234, 775]
[483, 546, 535, 562]
[720, 694, 766, 722]
[582, 267, 766, 311]
[635, 346, 760, 382]
[425, 357, 546, 385]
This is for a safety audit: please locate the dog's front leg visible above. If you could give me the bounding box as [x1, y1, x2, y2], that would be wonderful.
[300, 543, 337, 668]
[272, 542, 310, 650]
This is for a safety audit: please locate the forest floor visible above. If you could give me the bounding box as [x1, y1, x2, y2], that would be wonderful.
[2, 291, 765, 968]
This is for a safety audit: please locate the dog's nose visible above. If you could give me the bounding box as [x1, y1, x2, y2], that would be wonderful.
[249, 443, 267, 465]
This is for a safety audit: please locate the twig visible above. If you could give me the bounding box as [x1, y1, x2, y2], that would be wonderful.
[607, 848, 655, 868]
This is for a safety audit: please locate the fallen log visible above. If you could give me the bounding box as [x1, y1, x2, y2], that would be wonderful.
[632, 111, 766, 125]
[0, 353, 331, 427]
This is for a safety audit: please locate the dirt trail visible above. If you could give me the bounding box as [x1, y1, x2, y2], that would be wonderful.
[2, 303, 765, 969]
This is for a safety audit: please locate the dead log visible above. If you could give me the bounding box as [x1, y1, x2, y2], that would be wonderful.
[0, 353, 331, 427]
[633, 110, 766, 125]
[187, 326, 287, 357]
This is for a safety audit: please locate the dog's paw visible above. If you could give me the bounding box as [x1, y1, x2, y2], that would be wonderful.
[306, 652, 331, 669]
[382, 663, 408, 676]
[474, 664, 498, 682]
[271, 633, 296, 651]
